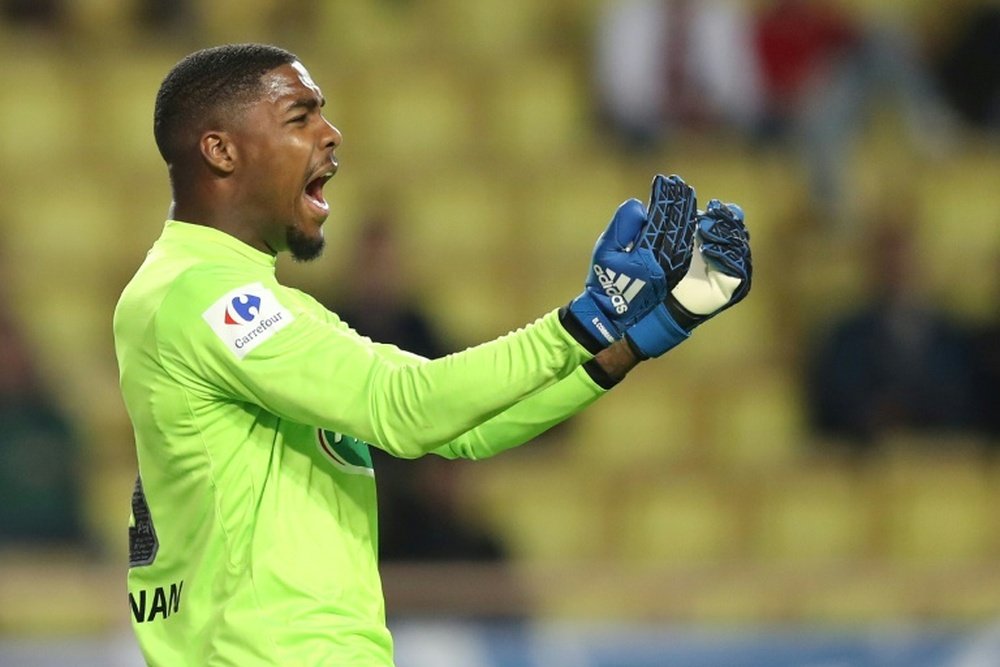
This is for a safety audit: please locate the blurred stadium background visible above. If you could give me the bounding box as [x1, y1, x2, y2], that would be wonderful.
[0, 0, 998, 665]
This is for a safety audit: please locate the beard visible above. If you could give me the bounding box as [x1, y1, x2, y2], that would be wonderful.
[286, 224, 325, 262]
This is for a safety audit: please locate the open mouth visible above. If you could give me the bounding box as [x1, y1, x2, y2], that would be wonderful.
[304, 170, 335, 213]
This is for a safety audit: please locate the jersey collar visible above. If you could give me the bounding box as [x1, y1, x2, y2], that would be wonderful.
[160, 220, 277, 269]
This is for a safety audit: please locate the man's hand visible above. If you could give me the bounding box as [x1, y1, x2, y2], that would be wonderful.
[565, 178, 696, 353]
[625, 196, 753, 359]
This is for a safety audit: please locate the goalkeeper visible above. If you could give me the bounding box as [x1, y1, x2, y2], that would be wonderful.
[113, 44, 752, 667]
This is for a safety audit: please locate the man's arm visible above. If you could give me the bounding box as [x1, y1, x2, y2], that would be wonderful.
[315, 308, 639, 461]
[430, 339, 639, 461]
[318, 304, 639, 461]
[157, 273, 593, 459]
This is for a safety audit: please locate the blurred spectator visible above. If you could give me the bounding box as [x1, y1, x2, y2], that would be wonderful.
[592, 0, 762, 151]
[752, 0, 860, 143]
[969, 253, 1000, 441]
[332, 214, 450, 362]
[134, 0, 198, 37]
[325, 213, 506, 562]
[0, 297, 85, 545]
[0, 0, 64, 29]
[805, 212, 977, 451]
[931, 3, 1000, 133]
[752, 0, 957, 225]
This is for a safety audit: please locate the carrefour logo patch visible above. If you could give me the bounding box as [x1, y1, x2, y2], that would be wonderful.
[203, 282, 293, 359]
[224, 294, 262, 325]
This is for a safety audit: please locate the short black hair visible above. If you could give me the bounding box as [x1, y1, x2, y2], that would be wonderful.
[153, 43, 297, 163]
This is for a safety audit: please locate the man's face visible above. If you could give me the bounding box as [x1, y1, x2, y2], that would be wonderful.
[233, 61, 341, 261]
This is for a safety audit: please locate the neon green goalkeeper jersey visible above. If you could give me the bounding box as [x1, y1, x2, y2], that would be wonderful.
[113, 220, 606, 666]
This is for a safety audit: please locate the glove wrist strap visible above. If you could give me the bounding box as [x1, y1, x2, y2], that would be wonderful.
[559, 305, 611, 355]
[625, 304, 690, 359]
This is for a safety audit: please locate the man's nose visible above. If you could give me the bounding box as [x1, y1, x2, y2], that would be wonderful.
[321, 118, 342, 150]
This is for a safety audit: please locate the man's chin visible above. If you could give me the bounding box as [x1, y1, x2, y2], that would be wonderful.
[286, 226, 325, 262]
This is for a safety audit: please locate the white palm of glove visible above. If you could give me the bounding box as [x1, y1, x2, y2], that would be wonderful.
[671, 231, 743, 316]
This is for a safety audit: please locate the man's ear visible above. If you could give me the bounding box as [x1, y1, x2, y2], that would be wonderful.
[199, 131, 237, 174]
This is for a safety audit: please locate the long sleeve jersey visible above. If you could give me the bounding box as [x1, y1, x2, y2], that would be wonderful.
[112, 220, 607, 666]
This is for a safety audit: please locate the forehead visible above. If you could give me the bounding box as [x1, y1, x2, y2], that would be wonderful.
[259, 61, 324, 105]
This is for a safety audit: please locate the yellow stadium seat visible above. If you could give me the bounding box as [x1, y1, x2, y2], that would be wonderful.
[750, 462, 873, 565]
[875, 443, 996, 565]
[424, 0, 549, 64]
[0, 50, 81, 170]
[914, 149, 1000, 319]
[199, 0, 277, 43]
[615, 473, 744, 566]
[706, 369, 807, 470]
[64, 0, 135, 43]
[390, 169, 525, 341]
[80, 52, 174, 169]
[347, 64, 476, 171]
[313, 2, 425, 64]
[482, 58, 590, 164]
[517, 155, 631, 277]
[798, 568, 910, 622]
[472, 455, 611, 564]
[573, 364, 702, 472]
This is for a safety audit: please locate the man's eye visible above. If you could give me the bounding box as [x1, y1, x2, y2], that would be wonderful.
[290, 115, 307, 124]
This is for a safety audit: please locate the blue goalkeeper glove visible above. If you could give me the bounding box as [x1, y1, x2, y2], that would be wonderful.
[563, 193, 673, 353]
[625, 196, 753, 358]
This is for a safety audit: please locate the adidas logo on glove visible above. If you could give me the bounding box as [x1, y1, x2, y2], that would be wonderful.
[593, 264, 646, 314]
